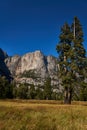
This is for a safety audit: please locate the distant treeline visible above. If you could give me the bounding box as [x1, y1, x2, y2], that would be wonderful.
[0, 76, 87, 101]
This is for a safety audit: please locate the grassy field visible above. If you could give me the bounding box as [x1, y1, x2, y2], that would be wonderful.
[0, 100, 87, 130]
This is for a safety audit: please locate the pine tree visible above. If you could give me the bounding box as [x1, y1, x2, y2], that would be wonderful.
[71, 17, 86, 75]
[56, 17, 86, 104]
[56, 23, 74, 104]
[71, 17, 87, 101]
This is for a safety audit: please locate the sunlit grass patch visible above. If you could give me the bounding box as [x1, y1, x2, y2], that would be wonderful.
[0, 100, 87, 130]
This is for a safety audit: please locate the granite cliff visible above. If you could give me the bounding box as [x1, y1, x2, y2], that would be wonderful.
[5, 51, 60, 88]
[0, 49, 61, 91]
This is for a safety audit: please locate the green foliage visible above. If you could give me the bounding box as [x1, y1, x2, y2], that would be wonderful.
[35, 87, 44, 100]
[21, 70, 39, 79]
[0, 76, 13, 99]
[79, 82, 87, 101]
[51, 92, 63, 100]
[16, 84, 28, 99]
[13, 84, 44, 100]
[43, 77, 52, 100]
[28, 84, 36, 99]
[56, 17, 87, 103]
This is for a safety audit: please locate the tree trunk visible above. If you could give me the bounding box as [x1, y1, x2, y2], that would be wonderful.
[64, 87, 68, 104]
[64, 87, 72, 104]
[68, 89, 72, 104]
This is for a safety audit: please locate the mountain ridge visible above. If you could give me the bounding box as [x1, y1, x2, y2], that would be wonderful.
[0, 48, 62, 93]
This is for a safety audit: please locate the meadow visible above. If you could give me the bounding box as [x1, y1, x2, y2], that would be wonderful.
[0, 100, 87, 130]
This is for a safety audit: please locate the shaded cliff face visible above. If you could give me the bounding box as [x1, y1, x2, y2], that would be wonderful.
[5, 55, 21, 76]
[0, 48, 8, 60]
[5, 51, 59, 87]
[0, 48, 11, 79]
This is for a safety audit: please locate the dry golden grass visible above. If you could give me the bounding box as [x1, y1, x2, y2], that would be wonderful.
[0, 100, 87, 130]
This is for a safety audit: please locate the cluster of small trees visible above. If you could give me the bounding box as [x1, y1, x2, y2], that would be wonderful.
[0, 76, 62, 100]
[0, 76, 13, 99]
[0, 74, 87, 101]
[21, 70, 39, 79]
[0, 73, 87, 101]
[13, 77, 62, 100]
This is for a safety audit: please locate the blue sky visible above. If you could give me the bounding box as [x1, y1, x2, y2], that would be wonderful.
[0, 0, 87, 56]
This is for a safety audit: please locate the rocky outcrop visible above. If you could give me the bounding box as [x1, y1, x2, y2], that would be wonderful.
[21, 51, 47, 78]
[5, 51, 60, 88]
[0, 48, 62, 92]
[5, 55, 21, 76]
[5, 51, 58, 77]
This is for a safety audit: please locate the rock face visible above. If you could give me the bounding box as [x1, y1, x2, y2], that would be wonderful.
[5, 51, 58, 77]
[21, 51, 47, 78]
[5, 55, 21, 76]
[0, 48, 8, 60]
[5, 50, 60, 89]
[0, 48, 11, 79]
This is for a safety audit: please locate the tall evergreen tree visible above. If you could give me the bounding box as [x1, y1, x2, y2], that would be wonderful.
[71, 17, 87, 101]
[56, 17, 86, 104]
[56, 23, 74, 104]
[71, 17, 86, 75]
